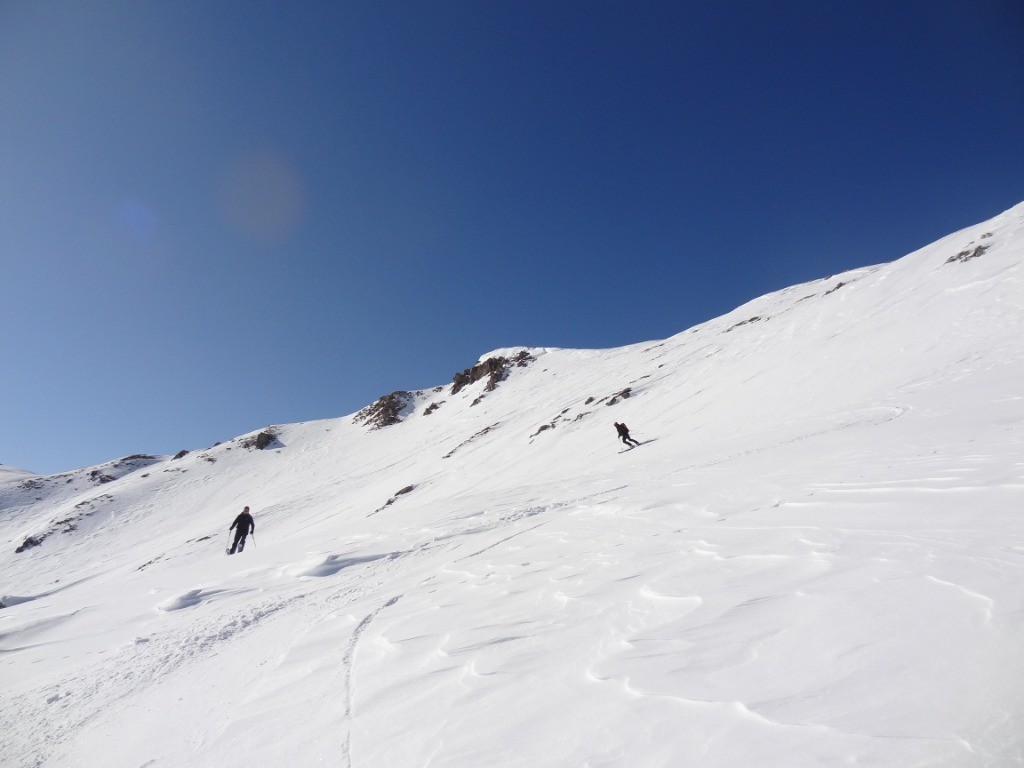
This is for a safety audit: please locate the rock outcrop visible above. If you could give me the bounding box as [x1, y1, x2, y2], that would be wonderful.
[354, 391, 415, 429]
[239, 429, 281, 450]
[451, 350, 535, 395]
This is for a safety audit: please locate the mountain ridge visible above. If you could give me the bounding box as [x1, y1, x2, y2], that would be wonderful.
[2, 202, 1022, 767]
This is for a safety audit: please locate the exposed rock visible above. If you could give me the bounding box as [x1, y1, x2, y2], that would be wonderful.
[15, 535, 43, 553]
[530, 423, 553, 438]
[115, 454, 158, 466]
[451, 358, 504, 395]
[946, 244, 989, 264]
[532, 390, 629, 439]
[606, 387, 632, 406]
[585, 388, 634, 409]
[451, 350, 535, 395]
[101, 455, 163, 478]
[443, 423, 501, 459]
[173, 450, 190, 460]
[824, 281, 847, 295]
[725, 316, 764, 332]
[354, 391, 415, 429]
[239, 429, 281, 450]
[424, 402, 444, 416]
[54, 516, 78, 533]
[372, 484, 417, 514]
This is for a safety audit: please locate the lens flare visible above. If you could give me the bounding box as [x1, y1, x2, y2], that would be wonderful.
[216, 151, 306, 247]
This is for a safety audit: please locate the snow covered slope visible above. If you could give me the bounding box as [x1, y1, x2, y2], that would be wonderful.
[2, 203, 1023, 767]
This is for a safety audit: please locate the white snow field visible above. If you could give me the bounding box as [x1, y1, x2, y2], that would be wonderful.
[3, 203, 1023, 768]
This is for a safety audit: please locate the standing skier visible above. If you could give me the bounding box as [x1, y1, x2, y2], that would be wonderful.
[614, 422, 641, 448]
[228, 506, 255, 554]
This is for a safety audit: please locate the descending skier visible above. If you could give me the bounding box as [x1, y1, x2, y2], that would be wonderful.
[614, 422, 641, 448]
[228, 506, 255, 554]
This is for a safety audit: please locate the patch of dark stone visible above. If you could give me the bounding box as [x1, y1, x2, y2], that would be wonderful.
[451, 350, 535, 396]
[825, 281, 847, 295]
[354, 392, 415, 430]
[533, 389, 630, 439]
[15, 492, 115, 552]
[373, 484, 416, 514]
[15, 535, 44, 553]
[606, 388, 632, 406]
[725, 316, 764, 332]
[530, 423, 555, 438]
[589, 388, 633, 408]
[443, 424, 500, 459]
[113, 454, 158, 467]
[54, 516, 79, 534]
[946, 244, 989, 264]
[240, 429, 281, 450]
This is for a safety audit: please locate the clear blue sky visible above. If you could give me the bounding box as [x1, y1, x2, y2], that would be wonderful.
[2, 1, 1022, 475]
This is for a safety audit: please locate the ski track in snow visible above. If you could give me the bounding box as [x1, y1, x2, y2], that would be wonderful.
[342, 594, 402, 768]
[0, 541, 423, 767]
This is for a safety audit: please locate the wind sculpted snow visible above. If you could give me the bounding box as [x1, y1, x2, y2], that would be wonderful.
[2, 203, 1023, 766]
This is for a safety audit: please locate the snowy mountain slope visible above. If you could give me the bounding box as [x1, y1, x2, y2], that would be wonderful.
[2, 202, 1023, 767]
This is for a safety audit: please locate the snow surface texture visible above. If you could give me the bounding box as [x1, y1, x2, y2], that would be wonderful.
[2, 203, 1023, 767]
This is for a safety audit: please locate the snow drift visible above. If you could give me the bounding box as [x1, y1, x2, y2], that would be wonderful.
[2, 203, 1023, 767]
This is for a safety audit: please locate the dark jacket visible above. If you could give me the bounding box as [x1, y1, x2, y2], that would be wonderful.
[615, 422, 630, 437]
[230, 512, 254, 535]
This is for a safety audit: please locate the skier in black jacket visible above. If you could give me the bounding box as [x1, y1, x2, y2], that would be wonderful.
[228, 506, 255, 554]
[614, 422, 641, 448]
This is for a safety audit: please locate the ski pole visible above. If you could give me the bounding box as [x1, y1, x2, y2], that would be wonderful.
[250, 532, 256, 548]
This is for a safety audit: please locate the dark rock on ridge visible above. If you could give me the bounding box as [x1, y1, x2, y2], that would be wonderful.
[451, 350, 535, 396]
[15, 536, 43, 553]
[354, 392, 415, 430]
[947, 244, 989, 264]
[240, 429, 281, 450]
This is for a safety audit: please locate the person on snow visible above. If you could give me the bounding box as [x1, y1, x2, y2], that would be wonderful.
[228, 506, 255, 554]
[614, 422, 641, 448]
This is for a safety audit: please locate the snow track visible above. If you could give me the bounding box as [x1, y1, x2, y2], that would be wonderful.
[342, 594, 402, 768]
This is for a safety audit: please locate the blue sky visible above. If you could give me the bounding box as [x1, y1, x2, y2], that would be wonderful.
[2, 1, 1022, 475]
